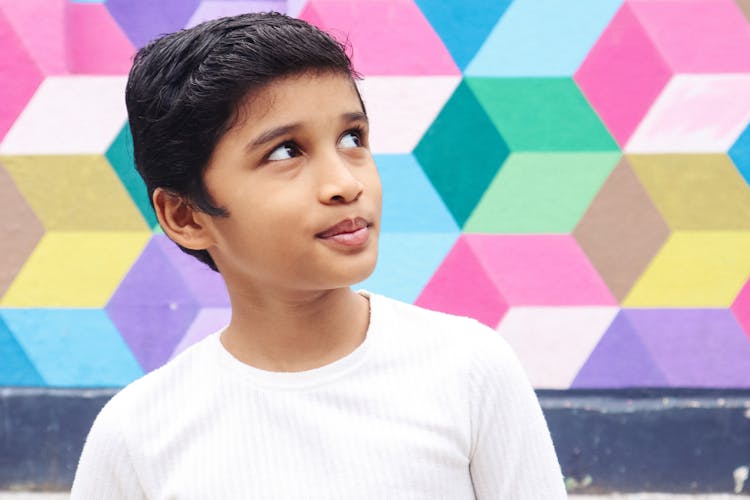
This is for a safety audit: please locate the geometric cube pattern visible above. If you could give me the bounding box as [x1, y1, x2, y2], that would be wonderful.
[1, 0, 749, 389]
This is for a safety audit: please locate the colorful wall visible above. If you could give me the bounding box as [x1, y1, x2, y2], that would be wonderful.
[1, 0, 750, 392]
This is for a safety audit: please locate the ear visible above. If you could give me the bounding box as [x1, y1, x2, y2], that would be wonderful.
[153, 188, 214, 250]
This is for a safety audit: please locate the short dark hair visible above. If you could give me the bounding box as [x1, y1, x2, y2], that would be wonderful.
[126, 12, 363, 271]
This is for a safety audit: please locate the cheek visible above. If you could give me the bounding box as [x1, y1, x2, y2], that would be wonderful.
[368, 169, 383, 209]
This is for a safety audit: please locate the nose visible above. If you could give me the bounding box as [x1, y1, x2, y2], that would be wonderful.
[317, 152, 364, 204]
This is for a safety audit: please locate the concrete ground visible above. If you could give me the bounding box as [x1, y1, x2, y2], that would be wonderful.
[0, 494, 747, 499]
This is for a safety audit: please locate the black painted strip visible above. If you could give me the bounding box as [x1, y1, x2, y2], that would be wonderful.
[539, 389, 750, 494]
[1, 388, 749, 493]
[0, 388, 116, 491]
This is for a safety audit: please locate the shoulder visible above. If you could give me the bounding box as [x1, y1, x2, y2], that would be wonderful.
[97, 332, 219, 422]
[367, 292, 516, 368]
[368, 291, 486, 334]
[367, 292, 535, 416]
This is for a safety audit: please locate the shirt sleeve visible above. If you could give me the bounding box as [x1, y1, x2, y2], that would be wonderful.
[467, 323, 568, 499]
[70, 400, 147, 500]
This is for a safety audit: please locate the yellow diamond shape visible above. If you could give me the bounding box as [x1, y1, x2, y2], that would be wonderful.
[1, 231, 150, 307]
[1, 155, 149, 231]
[623, 231, 750, 307]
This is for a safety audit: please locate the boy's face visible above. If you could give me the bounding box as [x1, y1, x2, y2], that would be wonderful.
[199, 72, 382, 295]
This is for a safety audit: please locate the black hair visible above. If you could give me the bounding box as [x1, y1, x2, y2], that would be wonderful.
[126, 12, 363, 271]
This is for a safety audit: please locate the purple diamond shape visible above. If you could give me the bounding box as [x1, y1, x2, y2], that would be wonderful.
[106, 236, 200, 372]
[572, 311, 667, 388]
[106, 0, 201, 48]
[154, 235, 230, 307]
[624, 308, 750, 388]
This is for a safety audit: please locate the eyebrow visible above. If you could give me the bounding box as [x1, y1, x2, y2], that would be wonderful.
[247, 112, 369, 150]
[342, 111, 368, 125]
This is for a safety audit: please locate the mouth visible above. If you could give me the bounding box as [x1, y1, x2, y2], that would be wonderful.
[316, 217, 372, 247]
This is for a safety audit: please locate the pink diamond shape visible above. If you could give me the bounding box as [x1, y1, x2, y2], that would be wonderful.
[465, 234, 617, 306]
[629, 0, 750, 73]
[300, 0, 459, 76]
[416, 236, 509, 328]
[0, 10, 44, 141]
[731, 277, 750, 341]
[66, 3, 135, 74]
[575, 2, 672, 147]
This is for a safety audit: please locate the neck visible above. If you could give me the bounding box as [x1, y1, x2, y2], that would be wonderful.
[220, 285, 370, 372]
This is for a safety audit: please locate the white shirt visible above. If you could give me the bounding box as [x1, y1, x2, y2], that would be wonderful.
[72, 292, 566, 499]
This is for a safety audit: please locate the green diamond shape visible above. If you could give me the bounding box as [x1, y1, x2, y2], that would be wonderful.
[414, 80, 509, 227]
[464, 152, 619, 233]
[466, 77, 619, 152]
[106, 124, 159, 230]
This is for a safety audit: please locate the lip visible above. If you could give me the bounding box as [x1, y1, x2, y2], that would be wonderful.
[316, 217, 372, 247]
[316, 217, 371, 238]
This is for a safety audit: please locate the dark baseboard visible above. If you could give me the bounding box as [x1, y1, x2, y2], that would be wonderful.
[0, 388, 114, 491]
[539, 388, 750, 494]
[1, 387, 749, 493]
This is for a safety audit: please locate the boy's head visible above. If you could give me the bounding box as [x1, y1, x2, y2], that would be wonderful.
[126, 12, 367, 272]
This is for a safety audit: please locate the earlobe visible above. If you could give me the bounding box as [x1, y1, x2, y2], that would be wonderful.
[153, 188, 214, 250]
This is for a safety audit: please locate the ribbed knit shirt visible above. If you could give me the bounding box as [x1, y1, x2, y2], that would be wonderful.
[71, 292, 567, 499]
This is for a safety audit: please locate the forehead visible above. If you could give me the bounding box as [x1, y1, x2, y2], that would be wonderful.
[234, 71, 364, 130]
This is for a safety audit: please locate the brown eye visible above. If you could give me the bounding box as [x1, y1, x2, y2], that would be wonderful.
[338, 131, 362, 149]
[268, 142, 300, 161]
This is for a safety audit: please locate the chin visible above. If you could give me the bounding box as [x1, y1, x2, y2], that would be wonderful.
[348, 265, 377, 286]
[330, 255, 378, 288]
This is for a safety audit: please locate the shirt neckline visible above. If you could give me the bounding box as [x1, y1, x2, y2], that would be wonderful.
[210, 290, 377, 390]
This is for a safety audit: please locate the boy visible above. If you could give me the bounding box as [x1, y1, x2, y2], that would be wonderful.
[72, 12, 566, 499]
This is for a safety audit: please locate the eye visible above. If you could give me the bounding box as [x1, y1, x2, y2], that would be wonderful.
[267, 142, 301, 161]
[338, 130, 362, 149]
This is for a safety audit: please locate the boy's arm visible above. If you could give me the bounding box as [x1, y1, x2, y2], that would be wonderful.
[71, 401, 147, 500]
[468, 326, 567, 499]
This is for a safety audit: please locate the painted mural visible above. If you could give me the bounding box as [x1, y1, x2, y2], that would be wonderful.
[1, 0, 749, 389]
